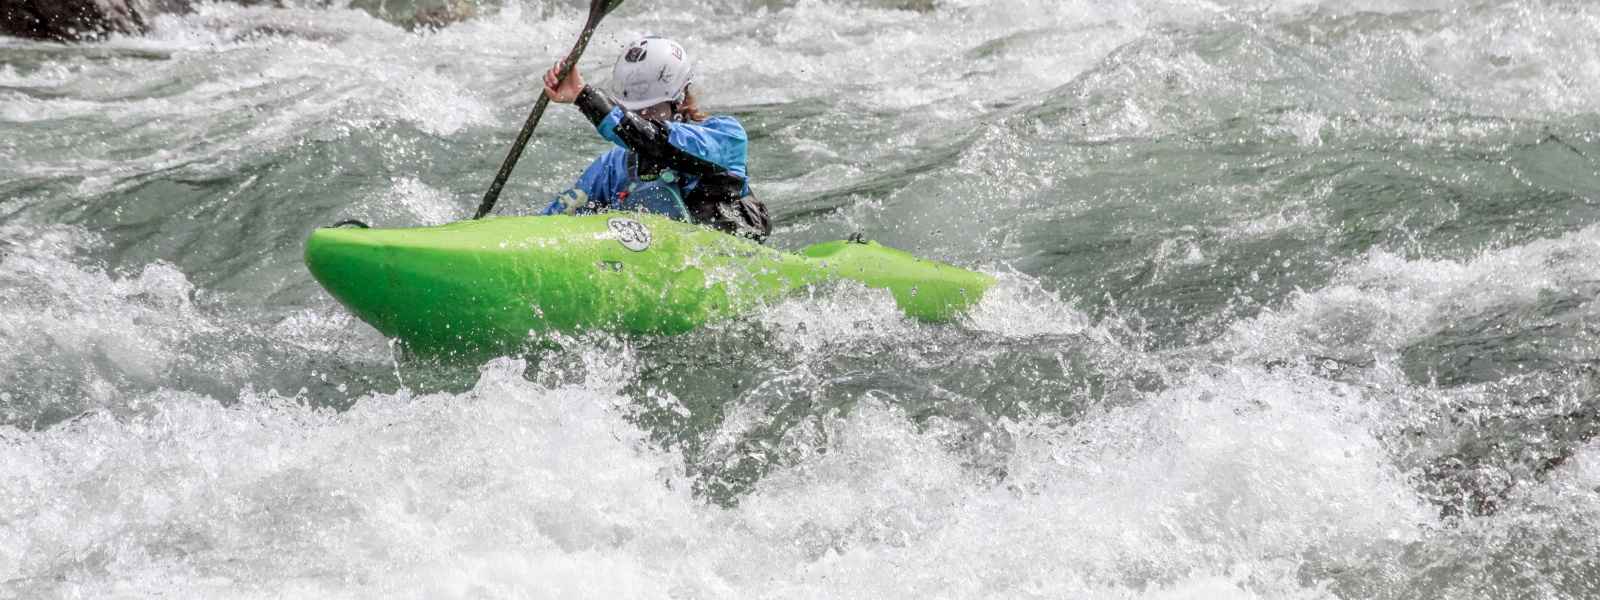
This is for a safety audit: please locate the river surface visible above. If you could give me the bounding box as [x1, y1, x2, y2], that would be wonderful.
[4, 0, 1600, 597]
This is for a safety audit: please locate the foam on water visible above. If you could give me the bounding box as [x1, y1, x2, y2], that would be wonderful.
[965, 272, 1100, 339]
[2, 353, 1435, 598]
[0, 220, 396, 429]
[0, 224, 208, 424]
[3, 2, 514, 199]
[1218, 223, 1600, 365]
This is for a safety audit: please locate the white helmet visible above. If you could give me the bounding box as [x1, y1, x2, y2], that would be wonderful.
[608, 36, 695, 111]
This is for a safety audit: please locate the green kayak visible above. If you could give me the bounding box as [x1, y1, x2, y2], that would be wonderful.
[304, 214, 993, 356]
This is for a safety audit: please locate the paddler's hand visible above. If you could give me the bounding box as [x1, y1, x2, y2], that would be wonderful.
[543, 59, 585, 104]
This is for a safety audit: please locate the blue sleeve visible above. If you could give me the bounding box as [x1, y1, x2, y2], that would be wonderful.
[540, 149, 628, 214]
[596, 108, 625, 146]
[665, 116, 748, 178]
[596, 110, 749, 178]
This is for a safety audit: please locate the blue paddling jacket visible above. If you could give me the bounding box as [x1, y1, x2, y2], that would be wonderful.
[542, 86, 770, 241]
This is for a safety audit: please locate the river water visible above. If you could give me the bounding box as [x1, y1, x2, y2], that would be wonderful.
[3, 0, 1600, 597]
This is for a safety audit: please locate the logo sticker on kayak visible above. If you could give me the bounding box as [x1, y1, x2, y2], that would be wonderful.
[607, 217, 651, 252]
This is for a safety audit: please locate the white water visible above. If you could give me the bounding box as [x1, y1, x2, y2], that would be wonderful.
[4, 357, 1443, 598]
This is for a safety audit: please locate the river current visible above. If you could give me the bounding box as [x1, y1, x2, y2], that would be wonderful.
[3, 0, 1600, 597]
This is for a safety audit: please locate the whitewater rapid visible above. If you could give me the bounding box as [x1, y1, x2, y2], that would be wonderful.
[4, 0, 1600, 597]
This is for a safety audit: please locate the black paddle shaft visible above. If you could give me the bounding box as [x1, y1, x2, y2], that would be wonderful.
[473, 0, 625, 219]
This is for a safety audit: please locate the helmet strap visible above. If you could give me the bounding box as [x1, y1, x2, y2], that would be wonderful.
[670, 83, 692, 122]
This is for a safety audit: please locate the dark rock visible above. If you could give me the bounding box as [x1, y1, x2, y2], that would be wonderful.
[0, 0, 207, 41]
[0, 0, 147, 41]
[1, 0, 478, 41]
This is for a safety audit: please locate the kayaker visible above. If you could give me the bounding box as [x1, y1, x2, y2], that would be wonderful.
[539, 36, 771, 242]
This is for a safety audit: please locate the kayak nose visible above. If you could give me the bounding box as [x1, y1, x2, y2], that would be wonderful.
[305, 226, 399, 334]
[302, 220, 580, 357]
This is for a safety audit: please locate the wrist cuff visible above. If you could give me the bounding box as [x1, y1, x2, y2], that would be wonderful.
[575, 86, 615, 126]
